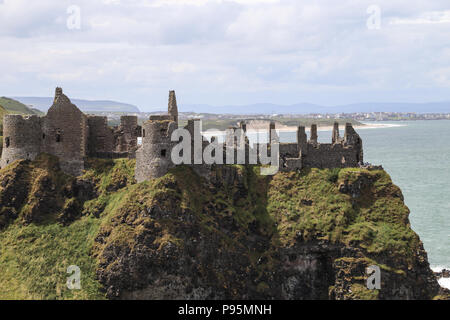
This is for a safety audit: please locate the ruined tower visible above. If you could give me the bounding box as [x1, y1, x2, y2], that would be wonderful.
[344, 123, 363, 164]
[135, 90, 179, 182]
[0, 115, 42, 169]
[135, 119, 177, 183]
[168, 90, 178, 124]
[1, 88, 88, 175]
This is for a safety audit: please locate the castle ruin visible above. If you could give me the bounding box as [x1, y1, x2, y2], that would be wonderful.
[135, 90, 363, 182]
[0, 88, 363, 181]
[0, 88, 140, 175]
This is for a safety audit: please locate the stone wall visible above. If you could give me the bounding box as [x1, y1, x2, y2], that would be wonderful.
[302, 143, 361, 169]
[87, 116, 114, 156]
[1, 89, 364, 182]
[41, 89, 88, 176]
[300, 123, 363, 169]
[0, 87, 140, 176]
[114, 116, 140, 156]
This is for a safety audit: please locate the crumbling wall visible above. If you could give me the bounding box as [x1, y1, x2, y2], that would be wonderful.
[302, 143, 361, 169]
[280, 143, 299, 158]
[41, 88, 88, 176]
[114, 116, 140, 156]
[87, 116, 115, 157]
[0, 115, 42, 169]
[299, 123, 363, 169]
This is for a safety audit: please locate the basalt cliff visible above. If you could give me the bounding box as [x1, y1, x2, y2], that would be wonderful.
[0, 154, 448, 300]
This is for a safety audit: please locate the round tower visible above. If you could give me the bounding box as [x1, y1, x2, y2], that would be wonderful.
[135, 120, 177, 182]
[0, 115, 42, 168]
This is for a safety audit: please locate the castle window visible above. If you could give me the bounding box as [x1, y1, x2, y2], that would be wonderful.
[56, 133, 61, 143]
[160, 129, 166, 135]
[161, 149, 167, 157]
[142, 129, 145, 137]
[5, 137, 10, 148]
[42, 133, 46, 140]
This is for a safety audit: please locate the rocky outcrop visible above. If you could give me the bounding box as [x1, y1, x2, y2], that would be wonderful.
[0, 154, 97, 227]
[0, 157, 445, 300]
[91, 166, 442, 300]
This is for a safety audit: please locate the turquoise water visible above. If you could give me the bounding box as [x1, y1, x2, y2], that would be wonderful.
[282, 121, 449, 269]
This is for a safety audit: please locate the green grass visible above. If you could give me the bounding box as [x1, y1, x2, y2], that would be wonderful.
[0, 156, 138, 299]
[0, 216, 105, 299]
[0, 104, 8, 136]
[266, 168, 419, 264]
[0, 156, 429, 300]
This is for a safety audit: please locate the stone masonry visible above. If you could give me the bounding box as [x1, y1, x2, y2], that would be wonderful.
[134, 91, 364, 182]
[0, 88, 363, 180]
[0, 88, 141, 175]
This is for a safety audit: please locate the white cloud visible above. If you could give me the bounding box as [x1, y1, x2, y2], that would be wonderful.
[0, 0, 450, 109]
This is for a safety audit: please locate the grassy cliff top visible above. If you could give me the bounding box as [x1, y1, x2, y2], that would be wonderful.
[0, 155, 444, 300]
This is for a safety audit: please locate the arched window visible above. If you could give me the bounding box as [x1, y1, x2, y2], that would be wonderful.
[5, 137, 10, 148]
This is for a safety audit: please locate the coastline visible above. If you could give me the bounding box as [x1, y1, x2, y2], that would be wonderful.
[202, 122, 405, 136]
[432, 266, 450, 290]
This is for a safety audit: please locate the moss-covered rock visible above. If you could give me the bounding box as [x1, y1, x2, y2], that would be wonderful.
[0, 157, 445, 300]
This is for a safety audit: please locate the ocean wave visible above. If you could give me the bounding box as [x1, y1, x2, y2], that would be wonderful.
[359, 123, 408, 129]
[431, 266, 450, 290]
[431, 266, 449, 273]
[438, 278, 450, 290]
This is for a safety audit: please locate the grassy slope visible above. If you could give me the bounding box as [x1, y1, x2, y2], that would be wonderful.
[0, 97, 43, 116]
[0, 157, 440, 299]
[0, 156, 135, 299]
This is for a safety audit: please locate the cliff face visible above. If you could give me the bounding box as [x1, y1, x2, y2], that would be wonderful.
[0, 154, 446, 300]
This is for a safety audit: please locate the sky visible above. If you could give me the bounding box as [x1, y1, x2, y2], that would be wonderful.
[0, 0, 450, 111]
